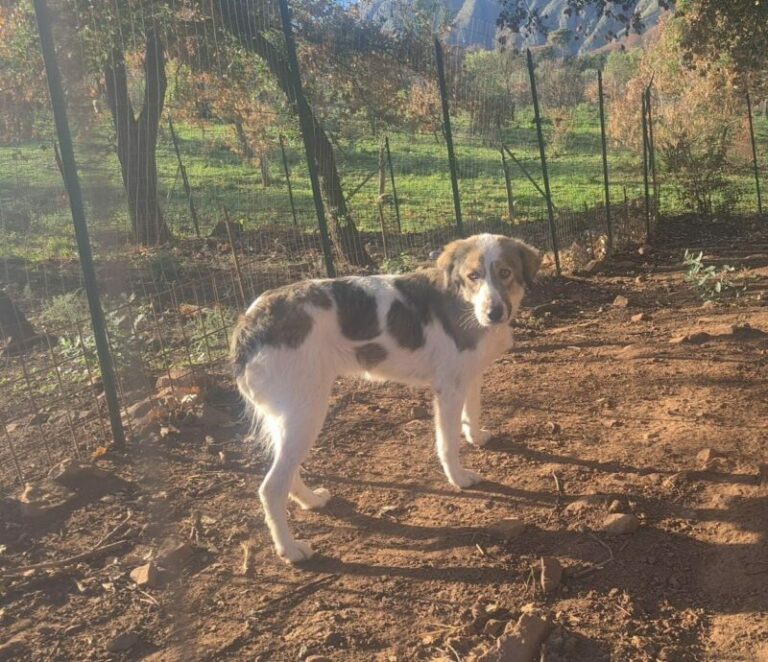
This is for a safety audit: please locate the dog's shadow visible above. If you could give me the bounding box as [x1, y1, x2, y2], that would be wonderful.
[306, 473, 555, 556]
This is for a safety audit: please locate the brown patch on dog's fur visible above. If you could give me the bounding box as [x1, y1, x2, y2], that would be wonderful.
[230, 282, 331, 378]
[355, 342, 388, 368]
[394, 271, 482, 351]
[331, 280, 380, 341]
[498, 238, 542, 288]
[386, 299, 425, 350]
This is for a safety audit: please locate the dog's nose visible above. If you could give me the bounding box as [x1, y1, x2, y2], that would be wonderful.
[488, 305, 504, 323]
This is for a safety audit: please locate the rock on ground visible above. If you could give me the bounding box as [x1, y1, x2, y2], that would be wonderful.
[602, 513, 640, 535]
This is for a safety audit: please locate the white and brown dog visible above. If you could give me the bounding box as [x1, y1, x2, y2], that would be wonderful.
[231, 234, 541, 563]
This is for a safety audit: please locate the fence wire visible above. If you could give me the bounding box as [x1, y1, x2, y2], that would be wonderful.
[0, 0, 765, 489]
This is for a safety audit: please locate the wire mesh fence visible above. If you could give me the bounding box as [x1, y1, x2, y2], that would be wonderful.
[0, 0, 765, 490]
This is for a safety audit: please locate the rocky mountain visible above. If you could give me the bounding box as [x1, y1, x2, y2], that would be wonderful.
[361, 0, 669, 54]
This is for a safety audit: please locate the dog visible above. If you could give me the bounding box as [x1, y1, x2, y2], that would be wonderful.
[231, 234, 542, 563]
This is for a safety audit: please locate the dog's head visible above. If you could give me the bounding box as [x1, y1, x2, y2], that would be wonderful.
[437, 234, 541, 327]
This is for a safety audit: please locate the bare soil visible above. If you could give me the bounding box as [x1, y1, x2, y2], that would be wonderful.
[2, 217, 768, 661]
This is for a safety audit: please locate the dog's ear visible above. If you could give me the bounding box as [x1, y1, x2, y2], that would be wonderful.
[502, 238, 542, 288]
[436, 238, 468, 289]
[519, 241, 542, 288]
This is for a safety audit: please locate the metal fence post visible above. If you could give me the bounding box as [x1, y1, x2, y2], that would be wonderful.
[33, 0, 125, 448]
[277, 0, 336, 277]
[500, 144, 514, 223]
[597, 69, 613, 253]
[384, 136, 402, 233]
[278, 134, 299, 228]
[746, 91, 764, 216]
[434, 37, 464, 236]
[526, 49, 560, 275]
[645, 86, 658, 214]
[168, 117, 202, 239]
[641, 92, 651, 240]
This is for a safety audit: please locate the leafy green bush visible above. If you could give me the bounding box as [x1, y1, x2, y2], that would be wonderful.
[661, 130, 740, 215]
[682, 250, 739, 300]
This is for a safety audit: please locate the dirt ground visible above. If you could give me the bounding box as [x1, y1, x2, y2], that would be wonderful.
[2, 216, 768, 661]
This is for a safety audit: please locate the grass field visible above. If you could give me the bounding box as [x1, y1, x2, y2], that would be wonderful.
[1, 102, 765, 263]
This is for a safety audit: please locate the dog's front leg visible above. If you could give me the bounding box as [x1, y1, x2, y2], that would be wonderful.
[462, 376, 492, 447]
[435, 386, 484, 489]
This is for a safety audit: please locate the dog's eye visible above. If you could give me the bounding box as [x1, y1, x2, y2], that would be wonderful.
[467, 272, 481, 282]
[499, 268, 512, 279]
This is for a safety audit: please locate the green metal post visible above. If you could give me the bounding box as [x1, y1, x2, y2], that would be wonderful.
[645, 86, 658, 214]
[500, 144, 514, 222]
[746, 91, 764, 216]
[384, 136, 402, 233]
[434, 37, 464, 236]
[33, 0, 125, 448]
[168, 117, 202, 238]
[597, 69, 613, 253]
[277, 0, 335, 276]
[641, 92, 651, 239]
[279, 134, 299, 227]
[526, 49, 560, 275]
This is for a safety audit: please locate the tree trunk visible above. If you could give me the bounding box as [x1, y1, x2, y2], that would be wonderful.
[234, 119, 255, 161]
[260, 155, 272, 187]
[0, 290, 54, 356]
[104, 32, 171, 246]
[217, 0, 374, 268]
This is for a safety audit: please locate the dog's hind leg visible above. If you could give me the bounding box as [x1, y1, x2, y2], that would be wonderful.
[291, 472, 331, 510]
[259, 390, 331, 564]
[434, 385, 484, 489]
[462, 376, 492, 447]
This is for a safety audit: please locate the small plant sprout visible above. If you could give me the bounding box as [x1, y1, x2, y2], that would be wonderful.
[682, 249, 740, 301]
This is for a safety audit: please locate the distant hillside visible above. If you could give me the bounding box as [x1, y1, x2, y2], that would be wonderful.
[361, 0, 669, 54]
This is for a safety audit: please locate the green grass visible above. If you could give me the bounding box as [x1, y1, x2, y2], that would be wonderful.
[1, 103, 765, 263]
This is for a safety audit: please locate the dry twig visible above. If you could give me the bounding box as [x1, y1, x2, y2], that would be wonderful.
[1, 539, 132, 580]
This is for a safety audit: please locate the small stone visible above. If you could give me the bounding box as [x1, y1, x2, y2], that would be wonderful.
[612, 295, 630, 308]
[106, 632, 139, 653]
[487, 517, 526, 541]
[631, 312, 649, 323]
[130, 562, 159, 588]
[564, 495, 604, 516]
[409, 405, 429, 419]
[477, 610, 552, 662]
[540, 557, 563, 593]
[663, 472, 690, 488]
[158, 541, 194, 569]
[608, 500, 624, 514]
[18, 480, 75, 518]
[602, 513, 640, 535]
[47, 459, 110, 487]
[638, 244, 653, 256]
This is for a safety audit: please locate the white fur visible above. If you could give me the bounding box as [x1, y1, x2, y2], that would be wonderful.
[238, 237, 530, 564]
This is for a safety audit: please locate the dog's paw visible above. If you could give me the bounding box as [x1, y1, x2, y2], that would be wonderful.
[463, 425, 492, 447]
[278, 539, 315, 564]
[301, 487, 332, 510]
[448, 468, 484, 489]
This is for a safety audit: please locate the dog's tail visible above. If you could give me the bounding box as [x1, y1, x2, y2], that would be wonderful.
[230, 312, 260, 382]
[235, 373, 278, 457]
[230, 312, 276, 456]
